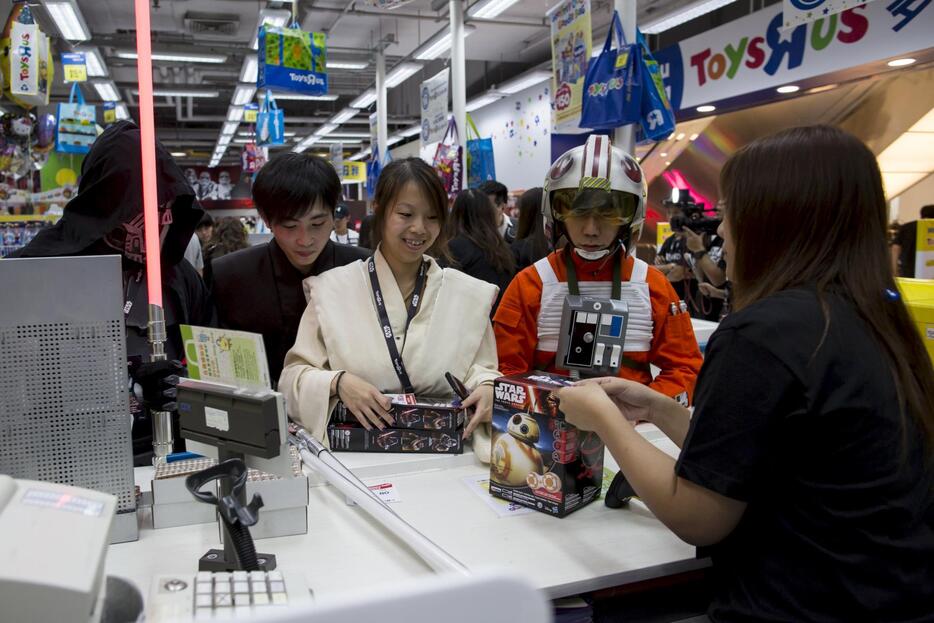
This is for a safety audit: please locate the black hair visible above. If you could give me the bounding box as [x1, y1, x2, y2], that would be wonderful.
[921, 205, 934, 219]
[252, 153, 340, 225]
[448, 189, 515, 274]
[197, 212, 215, 228]
[479, 180, 508, 206]
[372, 158, 450, 261]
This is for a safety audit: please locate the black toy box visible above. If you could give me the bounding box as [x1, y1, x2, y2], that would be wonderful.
[331, 394, 465, 431]
[489, 373, 605, 517]
[326, 424, 463, 454]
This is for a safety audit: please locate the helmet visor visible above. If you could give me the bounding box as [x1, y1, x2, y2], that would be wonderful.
[552, 188, 638, 226]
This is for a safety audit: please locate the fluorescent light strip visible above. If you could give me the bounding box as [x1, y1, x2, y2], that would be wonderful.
[222, 122, 239, 136]
[80, 47, 107, 77]
[45, 1, 90, 42]
[316, 139, 362, 145]
[273, 93, 340, 101]
[251, 9, 292, 49]
[227, 106, 244, 122]
[240, 55, 258, 83]
[387, 134, 404, 146]
[115, 103, 130, 120]
[329, 132, 371, 139]
[349, 148, 372, 161]
[350, 89, 377, 109]
[498, 69, 551, 95]
[232, 85, 256, 106]
[147, 89, 220, 98]
[315, 123, 339, 136]
[399, 125, 421, 138]
[116, 51, 227, 64]
[385, 62, 423, 89]
[93, 81, 121, 102]
[466, 92, 504, 112]
[696, 105, 716, 113]
[330, 108, 358, 125]
[326, 60, 369, 70]
[218, 135, 233, 146]
[641, 0, 738, 34]
[468, 0, 521, 19]
[414, 25, 476, 61]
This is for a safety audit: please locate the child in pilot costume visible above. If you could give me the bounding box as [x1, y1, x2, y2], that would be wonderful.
[494, 135, 702, 404]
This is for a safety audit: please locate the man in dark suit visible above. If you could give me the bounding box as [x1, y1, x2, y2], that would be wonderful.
[212, 153, 369, 384]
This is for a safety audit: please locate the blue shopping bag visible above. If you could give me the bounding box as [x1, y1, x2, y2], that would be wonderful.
[257, 22, 328, 96]
[466, 114, 495, 189]
[637, 29, 676, 142]
[366, 147, 381, 200]
[580, 11, 641, 131]
[56, 83, 97, 155]
[256, 90, 285, 146]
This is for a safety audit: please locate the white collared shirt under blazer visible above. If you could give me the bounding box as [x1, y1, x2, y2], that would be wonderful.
[279, 248, 501, 448]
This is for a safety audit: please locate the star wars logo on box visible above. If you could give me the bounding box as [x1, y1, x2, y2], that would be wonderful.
[326, 424, 463, 454]
[331, 395, 465, 431]
[489, 372, 604, 518]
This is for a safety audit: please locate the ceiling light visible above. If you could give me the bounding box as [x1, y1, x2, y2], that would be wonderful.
[232, 85, 256, 106]
[387, 134, 405, 146]
[222, 122, 239, 136]
[147, 89, 220, 98]
[887, 58, 916, 67]
[273, 93, 340, 101]
[877, 108, 934, 198]
[93, 81, 120, 101]
[399, 125, 421, 138]
[115, 103, 130, 120]
[326, 60, 369, 70]
[385, 62, 423, 89]
[413, 25, 476, 61]
[315, 123, 339, 136]
[689, 133, 699, 141]
[350, 89, 377, 109]
[696, 105, 716, 113]
[329, 132, 371, 139]
[170, 152, 187, 157]
[806, 84, 838, 94]
[665, 161, 671, 166]
[660, 152, 668, 157]
[293, 136, 321, 153]
[232, 138, 252, 144]
[116, 51, 227, 64]
[676, 133, 685, 140]
[466, 92, 504, 112]
[240, 55, 258, 83]
[498, 69, 551, 95]
[80, 47, 107, 77]
[218, 135, 233, 146]
[227, 106, 244, 122]
[641, 0, 738, 34]
[776, 85, 800, 94]
[467, 0, 522, 19]
[316, 138, 362, 145]
[349, 148, 372, 161]
[330, 108, 358, 124]
[45, 1, 90, 42]
[251, 9, 292, 49]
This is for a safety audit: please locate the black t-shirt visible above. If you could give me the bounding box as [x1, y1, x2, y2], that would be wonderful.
[677, 288, 934, 622]
[895, 221, 918, 278]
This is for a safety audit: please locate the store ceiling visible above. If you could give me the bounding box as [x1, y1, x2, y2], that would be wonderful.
[20, 0, 703, 165]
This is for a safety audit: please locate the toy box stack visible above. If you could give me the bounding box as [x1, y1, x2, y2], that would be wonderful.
[489, 373, 605, 517]
[327, 394, 465, 454]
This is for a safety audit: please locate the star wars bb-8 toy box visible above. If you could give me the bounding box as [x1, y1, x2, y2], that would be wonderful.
[489, 373, 605, 517]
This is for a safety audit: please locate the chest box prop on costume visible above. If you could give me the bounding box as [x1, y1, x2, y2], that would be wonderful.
[331, 394, 466, 431]
[489, 373, 604, 517]
[556, 296, 629, 377]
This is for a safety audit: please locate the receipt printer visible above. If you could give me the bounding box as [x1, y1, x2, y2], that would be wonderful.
[0, 474, 115, 622]
[556, 296, 630, 377]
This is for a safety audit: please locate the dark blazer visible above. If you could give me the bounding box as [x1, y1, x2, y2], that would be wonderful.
[446, 236, 515, 313]
[212, 238, 370, 384]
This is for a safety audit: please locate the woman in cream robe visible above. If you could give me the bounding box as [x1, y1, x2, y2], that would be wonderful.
[279, 247, 501, 460]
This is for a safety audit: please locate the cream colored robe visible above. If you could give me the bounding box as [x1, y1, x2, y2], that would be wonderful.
[279, 249, 501, 458]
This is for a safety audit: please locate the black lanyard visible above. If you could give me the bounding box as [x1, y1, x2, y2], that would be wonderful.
[564, 244, 622, 298]
[367, 255, 429, 394]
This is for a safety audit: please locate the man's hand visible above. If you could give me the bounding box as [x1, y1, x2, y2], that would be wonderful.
[681, 227, 706, 253]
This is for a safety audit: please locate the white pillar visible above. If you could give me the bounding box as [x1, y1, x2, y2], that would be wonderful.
[614, 0, 636, 155]
[375, 49, 389, 165]
[450, 0, 467, 190]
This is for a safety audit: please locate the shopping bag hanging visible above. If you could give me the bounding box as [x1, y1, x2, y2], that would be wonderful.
[366, 146, 381, 200]
[579, 10, 642, 131]
[257, 22, 328, 96]
[432, 116, 462, 199]
[636, 29, 676, 142]
[256, 90, 285, 146]
[56, 82, 97, 155]
[466, 114, 496, 190]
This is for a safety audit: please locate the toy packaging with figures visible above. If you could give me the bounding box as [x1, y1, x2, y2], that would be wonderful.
[331, 394, 465, 431]
[489, 372, 605, 517]
[326, 424, 463, 454]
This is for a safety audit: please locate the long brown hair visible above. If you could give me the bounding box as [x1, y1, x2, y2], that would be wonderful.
[447, 189, 515, 274]
[371, 158, 450, 261]
[720, 125, 934, 455]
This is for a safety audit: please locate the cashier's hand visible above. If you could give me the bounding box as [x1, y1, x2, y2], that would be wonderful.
[462, 384, 494, 438]
[576, 377, 666, 424]
[131, 359, 186, 412]
[553, 383, 622, 435]
[336, 372, 394, 430]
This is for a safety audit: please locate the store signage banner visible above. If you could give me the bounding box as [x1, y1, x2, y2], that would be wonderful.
[61, 52, 87, 83]
[782, 0, 877, 28]
[244, 103, 259, 124]
[916, 219, 934, 279]
[653, 1, 933, 112]
[420, 68, 449, 145]
[550, 0, 592, 127]
[341, 161, 366, 183]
